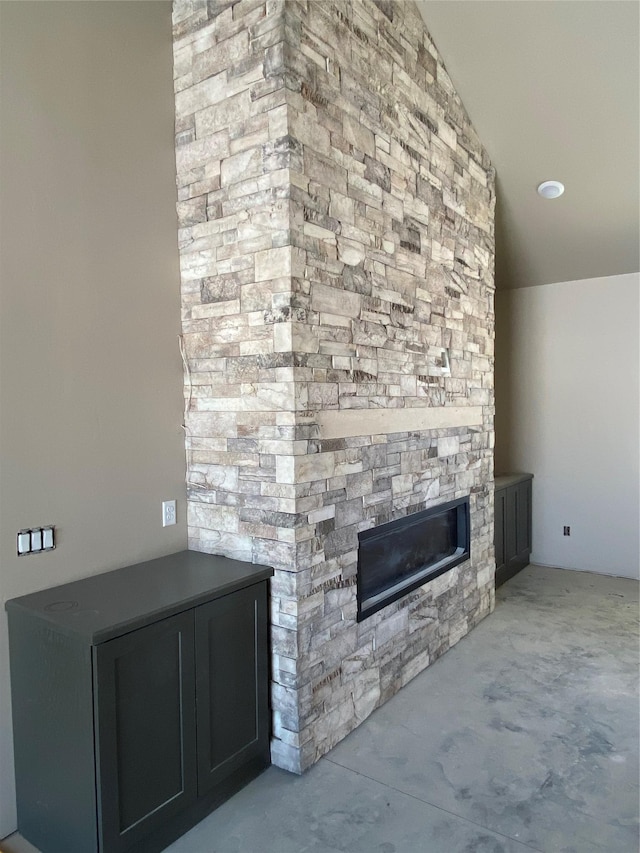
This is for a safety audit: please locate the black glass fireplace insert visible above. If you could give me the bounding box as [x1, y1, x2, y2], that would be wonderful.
[357, 496, 470, 621]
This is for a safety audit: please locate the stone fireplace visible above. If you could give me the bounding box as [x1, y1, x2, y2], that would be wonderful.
[172, 0, 495, 773]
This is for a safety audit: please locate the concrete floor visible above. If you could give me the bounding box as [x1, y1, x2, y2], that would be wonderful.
[3, 564, 638, 853]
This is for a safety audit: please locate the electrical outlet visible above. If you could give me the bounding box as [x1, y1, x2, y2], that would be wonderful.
[563, 526, 570, 536]
[162, 500, 177, 527]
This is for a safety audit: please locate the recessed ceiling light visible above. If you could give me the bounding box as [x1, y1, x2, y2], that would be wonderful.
[537, 180, 565, 199]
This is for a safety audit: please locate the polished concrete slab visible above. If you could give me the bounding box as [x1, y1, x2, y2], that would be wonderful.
[2, 565, 638, 853]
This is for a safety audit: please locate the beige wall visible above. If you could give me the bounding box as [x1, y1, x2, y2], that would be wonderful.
[495, 273, 639, 579]
[0, 1, 186, 835]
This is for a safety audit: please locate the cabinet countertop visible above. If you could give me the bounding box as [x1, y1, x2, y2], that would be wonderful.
[494, 473, 533, 491]
[5, 550, 273, 644]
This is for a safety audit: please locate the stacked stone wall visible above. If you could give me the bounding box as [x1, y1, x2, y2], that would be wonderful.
[174, 0, 298, 566]
[173, 0, 496, 773]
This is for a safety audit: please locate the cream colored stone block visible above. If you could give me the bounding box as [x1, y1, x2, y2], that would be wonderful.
[372, 286, 413, 310]
[319, 340, 358, 358]
[329, 192, 355, 224]
[220, 146, 264, 186]
[275, 411, 299, 426]
[404, 194, 430, 228]
[289, 110, 331, 154]
[175, 130, 230, 174]
[431, 240, 455, 266]
[239, 382, 296, 412]
[269, 104, 289, 139]
[295, 452, 336, 484]
[195, 530, 253, 562]
[375, 609, 408, 648]
[438, 435, 460, 457]
[320, 313, 351, 329]
[334, 458, 363, 477]
[428, 567, 457, 599]
[343, 114, 375, 157]
[351, 357, 378, 377]
[188, 501, 239, 533]
[349, 171, 383, 202]
[261, 483, 297, 501]
[229, 125, 270, 156]
[256, 246, 291, 281]
[477, 564, 495, 588]
[332, 356, 352, 371]
[184, 411, 238, 438]
[421, 477, 440, 502]
[189, 299, 241, 319]
[352, 670, 381, 724]
[239, 338, 272, 356]
[273, 322, 293, 353]
[195, 89, 252, 138]
[258, 440, 299, 457]
[276, 455, 296, 484]
[175, 70, 228, 119]
[189, 463, 239, 491]
[468, 156, 487, 187]
[291, 247, 306, 278]
[290, 169, 310, 192]
[311, 283, 361, 318]
[291, 322, 320, 354]
[337, 237, 365, 266]
[304, 222, 338, 243]
[308, 505, 336, 524]
[277, 529, 297, 544]
[392, 473, 414, 496]
[382, 191, 404, 221]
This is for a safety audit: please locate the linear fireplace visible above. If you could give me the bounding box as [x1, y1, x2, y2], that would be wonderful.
[357, 497, 471, 621]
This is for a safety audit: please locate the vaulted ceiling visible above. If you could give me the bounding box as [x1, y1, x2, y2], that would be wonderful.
[418, 1, 639, 290]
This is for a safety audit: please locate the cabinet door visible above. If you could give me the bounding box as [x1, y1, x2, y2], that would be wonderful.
[514, 478, 532, 563]
[505, 486, 518, 566]
[94, 611, 197, 853]
[494, 488, 506, 575]
[195, 582, 269, 796]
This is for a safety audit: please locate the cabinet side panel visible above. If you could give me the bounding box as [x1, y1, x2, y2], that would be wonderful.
[7, 610, 97, 853]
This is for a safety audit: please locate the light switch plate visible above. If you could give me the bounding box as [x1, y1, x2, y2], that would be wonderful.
[17, 525, 56, 555]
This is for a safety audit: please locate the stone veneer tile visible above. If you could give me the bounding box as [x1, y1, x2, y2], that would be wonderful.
[173, 0, 495, 774]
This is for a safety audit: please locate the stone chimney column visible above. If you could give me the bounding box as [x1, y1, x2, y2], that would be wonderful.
[173, 0, 495, 773]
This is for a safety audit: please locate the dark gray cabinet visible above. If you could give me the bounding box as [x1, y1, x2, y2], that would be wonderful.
[6, 550, 273, 853]
[494, 473, 533, 587]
